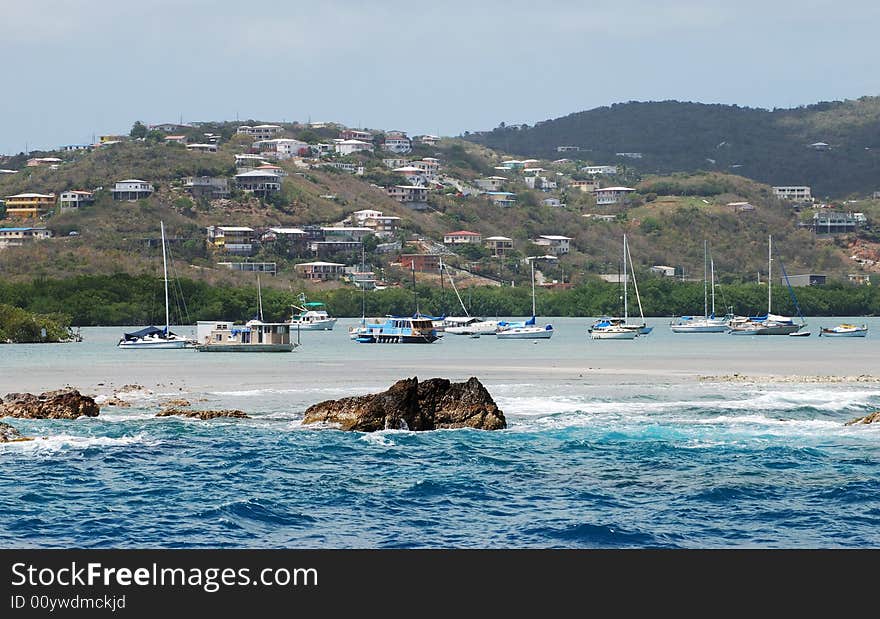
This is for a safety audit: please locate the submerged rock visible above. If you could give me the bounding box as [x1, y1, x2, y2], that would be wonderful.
[0, 421, 32, 442]
[845, 411, 880, 426]
[162, 398, 192, 408]
[302, 376, 506, 431]
[156, 408, 249, 420]
[0, 389, 100, 419]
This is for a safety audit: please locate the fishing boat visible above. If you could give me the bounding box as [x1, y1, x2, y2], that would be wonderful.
[819, 323, 868, 337]
[727, 236, 806, 335]
[671, 241, 730, 333]
[195, 275, 299, 352]
[590, 235, 648, 338]
[496, 255, 554, 340]
[118, 221, 193, 349]
[289, 295, 337, 330]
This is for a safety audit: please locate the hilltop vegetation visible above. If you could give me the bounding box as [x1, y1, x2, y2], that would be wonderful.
[465, 97, 880, 197]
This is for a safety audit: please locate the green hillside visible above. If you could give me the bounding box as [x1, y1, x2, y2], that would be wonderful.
[464, 97, 880, 197]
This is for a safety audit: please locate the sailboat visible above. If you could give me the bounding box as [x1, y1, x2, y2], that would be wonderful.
[496, 256, 554, 339]
[728, 235, 806, 335]
[671, 241, 730, 333]
[440, 259, 502, 335]
[118, 221, 193, 349]
[590, 234, 649, 339]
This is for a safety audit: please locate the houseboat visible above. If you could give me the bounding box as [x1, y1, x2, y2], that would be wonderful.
[195, 320, 299, 352]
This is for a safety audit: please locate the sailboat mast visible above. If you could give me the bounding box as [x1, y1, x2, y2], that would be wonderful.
[626, 238, 645, 323]
[160, 221, 170, 334]
[623, 235, 628, 321]
[703, 240, 708, 320]
[710, 255, 716, 316]
[530, 259, 536, 317]
[257, 274, 264, 321]
[768, 235, 772, 315]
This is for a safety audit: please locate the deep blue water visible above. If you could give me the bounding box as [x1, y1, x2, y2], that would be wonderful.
[2, 321, 880, 548]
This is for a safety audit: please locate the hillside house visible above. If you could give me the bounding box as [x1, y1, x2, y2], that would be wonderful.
[415, 135, 441, 146]
[650, 265, 676, 277]
[206, 226, 255, 255]
[164, 135, 188, 145]
[382, 131, 412, 154]
[3, 193, 57, 218]
[295, 261, 345, 281]
[595, 186, 635, 205]
[532, 235, 571, 255]
[309, 240, 362, 255]
[392, 166, 427, 185]
[773, 186, 812, 202]
[484, 191, 517, 207]
[484, 236, 514, 256]
[399, 254, 440, 272]
[234, 169, 281, 196]
[362, 215, 401, 236]
[582, 165, 618, 175]
[112, 180, 154, 201]
[322, 227, 373, 242]
[412, 159, 440, 179]
[387, 185, 428, 206]
[0, 227, 52, 248]
[234, 153, 269, 169]
[254, 138, 309, 160]
[351, 209, 384, 224]
[334, 139, 374, 155]
[382, 158, 408, 169]
[783, 273, 826, 287]
[541, 197, 564, 208]
[236, 125, 283, 139]
[58, 190, 94, 211]
[569, 179, 600, 193]
[340, 129, 373, 142]
[809, 211, 863, 235]
[184, 177, 230, 199]
[556, 146, 580, 152]
[443, 230, 482, 245]
[474, 177, 507, 192]
[185, 143, 217, 153]
[727, 201, 755, 212]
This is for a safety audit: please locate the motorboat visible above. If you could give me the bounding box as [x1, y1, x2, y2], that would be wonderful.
[819, 323, 868, 337]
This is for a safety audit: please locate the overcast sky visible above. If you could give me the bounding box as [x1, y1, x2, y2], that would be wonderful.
[2, 0, 878, 154]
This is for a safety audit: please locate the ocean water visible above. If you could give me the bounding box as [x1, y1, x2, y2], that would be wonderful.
[2, 317, 880, 548]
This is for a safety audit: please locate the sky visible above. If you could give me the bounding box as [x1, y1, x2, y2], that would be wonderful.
[2, 0, 879, 154]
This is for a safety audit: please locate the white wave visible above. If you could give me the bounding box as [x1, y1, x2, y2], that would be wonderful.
[1, 433, 155, 454]
[359, 432, 396, 447]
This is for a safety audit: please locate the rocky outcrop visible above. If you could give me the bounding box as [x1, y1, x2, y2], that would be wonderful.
[302, 377, 506, 431]
[845, 411, 880, 426]
[156, 408, 249, 420]
[103, 397, 131, 408]
[0, 389, 100, 419]
[162, 399, 191, 408]
[0, 422, 32, 443]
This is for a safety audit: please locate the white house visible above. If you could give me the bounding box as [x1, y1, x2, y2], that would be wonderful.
[474, 177, 507, 192]
[484, 191, 517, 207]
[59, 190, 94, 210]
[382, 134, 412, 154]
[254, 138, 309, 160]
[484, 236, 514, 256]
[351, 209, 384, 224]
[206, 226, 255, 255]
[595, 186, 636, 205]
[237, 125, 283, 140]
[415, 135, 441, 146]
[362, 215, 401, 236]
[185, 143, 218, 153]
[392, 166, 427, 185]
[334, 139, 374, 155]
[111, 180, 154, 201]
[0, 227, 52, 248]
[773, 186, 813, 202]
[234, 153, 269, 169]
[650, 265, 676, 277]
[411, 159, 440, 179]
[443, 230, 482, 245]
[541, 197, 564, 208]
[533, 235, 572, 255]
[582, 165, 618, 175]
[382, 158, 408, 169]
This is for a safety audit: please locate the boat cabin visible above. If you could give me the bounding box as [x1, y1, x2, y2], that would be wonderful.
[197, 320, 293, 346]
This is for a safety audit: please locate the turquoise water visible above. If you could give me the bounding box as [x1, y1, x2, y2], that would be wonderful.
[2, 318, 880, 548]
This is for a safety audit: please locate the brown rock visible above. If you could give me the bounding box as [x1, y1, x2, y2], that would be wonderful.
[104, 397, 131, 408]
[845, 411, 880, 426]
[162, 399, 191, 408]
[302, 376, 506, 431]
[1, 389, 100, 419]
[156, 408, 249, 420]
[0, 421, 33, 442]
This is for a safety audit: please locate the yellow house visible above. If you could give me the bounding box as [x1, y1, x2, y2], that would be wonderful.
[4, 193, 56, 218]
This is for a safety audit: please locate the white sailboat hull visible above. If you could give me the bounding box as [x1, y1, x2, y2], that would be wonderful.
[291, 318, 337, 330]
[118, 336, 191, 349]
[671, 323, 729, 333]
[590, 329, 638, 340]
[446, 322, 501, 335]
[496, 326, 554, 339]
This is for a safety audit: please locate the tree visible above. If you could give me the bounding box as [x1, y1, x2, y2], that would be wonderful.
[130, 121, 148, 139]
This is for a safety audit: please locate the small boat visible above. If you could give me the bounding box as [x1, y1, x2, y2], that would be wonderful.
[789, 330, 812, 337]
[819, 324, 868, 337]
[443, 316, 502, 335]
[351, 316, 440, 344]
[289, 297, 337, 331]
[589, 322, 638, 340]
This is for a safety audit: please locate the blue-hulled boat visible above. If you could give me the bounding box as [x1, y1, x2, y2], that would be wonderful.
[351, 316, 441, 344]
